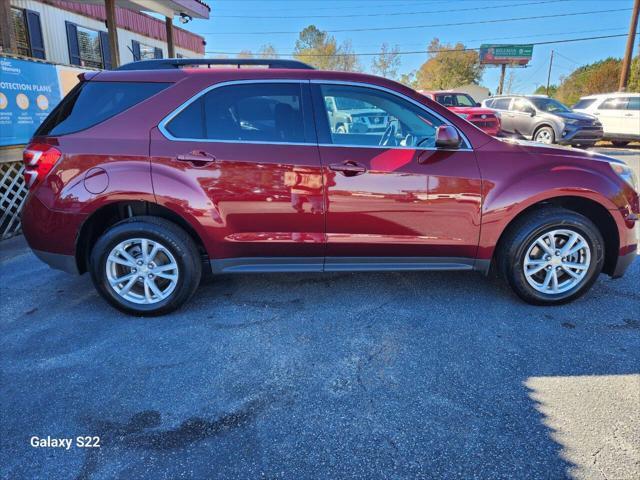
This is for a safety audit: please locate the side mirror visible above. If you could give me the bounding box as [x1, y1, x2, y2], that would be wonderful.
[526, 107, 536, 116]
[475, 102, 481, 107]
[435, 125, 462, 149]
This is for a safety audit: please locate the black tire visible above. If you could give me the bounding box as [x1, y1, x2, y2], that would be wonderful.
[611, 140, 629, 148]
[533, 126, 555, 145]
[498, 208, 605, 305]
[90, 216, 201, 316]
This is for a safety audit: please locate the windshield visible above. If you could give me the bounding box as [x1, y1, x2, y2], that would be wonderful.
[529, 97, 571, 113]
[435, 93, 475, 107]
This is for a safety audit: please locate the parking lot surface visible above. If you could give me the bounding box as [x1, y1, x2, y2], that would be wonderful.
[1, 149, 639, 480]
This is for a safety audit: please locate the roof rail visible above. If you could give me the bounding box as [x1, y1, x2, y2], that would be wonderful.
[117, 58, 314, 71]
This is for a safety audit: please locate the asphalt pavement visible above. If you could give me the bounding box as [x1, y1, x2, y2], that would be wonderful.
[1, 148, 639, 480]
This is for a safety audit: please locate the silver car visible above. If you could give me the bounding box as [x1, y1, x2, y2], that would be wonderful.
[482, 95, 603, 147]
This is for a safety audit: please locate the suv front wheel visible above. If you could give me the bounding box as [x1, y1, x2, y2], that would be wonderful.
[90, 216, 202, 316]
[499, 208, 604, 305]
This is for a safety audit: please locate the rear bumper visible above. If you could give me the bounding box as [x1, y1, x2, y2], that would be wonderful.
[21, 193, 85, 274]
[32, 249, 79, 274]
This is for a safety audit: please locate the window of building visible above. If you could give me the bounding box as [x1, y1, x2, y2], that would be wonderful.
[132, 40, 163, 61]
[165, 83, 307, 143]
[10, 7, 45, 59]
[65, 22, 111, 69]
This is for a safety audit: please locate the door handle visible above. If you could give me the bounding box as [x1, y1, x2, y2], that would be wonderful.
[624, 113, 633, 117]
[176, 150, 216, 165]
[329, 161, 367, 176]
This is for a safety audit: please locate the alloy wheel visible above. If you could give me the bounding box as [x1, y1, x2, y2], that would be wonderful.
[522, 229, 591, 295]
[105, 238, 179, 304]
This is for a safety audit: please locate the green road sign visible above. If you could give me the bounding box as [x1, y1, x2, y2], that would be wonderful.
[479, 44, 534, 65]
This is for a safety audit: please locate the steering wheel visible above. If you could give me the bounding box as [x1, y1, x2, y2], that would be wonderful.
[379, 121, 398, 146]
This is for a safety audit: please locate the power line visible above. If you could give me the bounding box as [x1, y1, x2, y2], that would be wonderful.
[210, 0, 569, 19]
[205, 33, 637, 57]
[201, 8, 631, 35]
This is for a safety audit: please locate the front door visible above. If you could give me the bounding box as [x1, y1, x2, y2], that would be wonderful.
[150, 81, 325, 271]
[596, 97, 626, 136]
[311, 83, 482, 268]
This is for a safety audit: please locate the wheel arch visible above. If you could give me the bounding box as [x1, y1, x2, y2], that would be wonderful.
[75, 200, 209, 274]
[492, 196, 619, 276]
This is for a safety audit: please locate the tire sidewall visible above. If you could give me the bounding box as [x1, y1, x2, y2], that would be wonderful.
[534, 126, 555, 144]
[90, 221, 196, 316]
[507, 216, 604, 304]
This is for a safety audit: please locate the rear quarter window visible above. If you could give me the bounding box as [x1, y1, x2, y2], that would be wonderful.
[36, 81, 170, 136]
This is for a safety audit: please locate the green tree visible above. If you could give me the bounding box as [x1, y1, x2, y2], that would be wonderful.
[371, 43, 401, 79]
[627, 55, 640, 92]
[293, 25, 360, 71]
[237, 50, 254, 59]
[258, 44, 278, 59]
[415, 38, 484, 90]
[553, 57, 622, 105]
[534, 84, 558, 96]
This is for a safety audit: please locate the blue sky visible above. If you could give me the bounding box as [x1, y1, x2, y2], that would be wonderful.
[181, 0, 636, 94]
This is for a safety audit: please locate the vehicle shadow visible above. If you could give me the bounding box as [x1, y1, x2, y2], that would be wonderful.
[1, 245, 638, 479]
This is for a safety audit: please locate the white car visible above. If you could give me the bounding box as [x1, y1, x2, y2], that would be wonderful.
[573, 92, 639, 147]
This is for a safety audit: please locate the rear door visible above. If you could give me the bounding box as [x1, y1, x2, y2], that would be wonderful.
[311, 82, 482, 265]
[150, 80, 325, 271]
[622, 96, 640, 137]
[509, 97, 536, 137]
[491, 97, 513, 132]
[597, 97, 627, 136]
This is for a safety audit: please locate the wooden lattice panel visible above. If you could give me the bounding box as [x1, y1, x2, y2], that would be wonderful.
[0, 162, 28, 240]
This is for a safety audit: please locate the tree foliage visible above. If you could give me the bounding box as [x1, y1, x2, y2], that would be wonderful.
[415, 39, 484, 90]
[293, 25, 360, 71]
[542, 56, 640, 105]
[371, 43, 401, 79]
[258, 44, 278, 59]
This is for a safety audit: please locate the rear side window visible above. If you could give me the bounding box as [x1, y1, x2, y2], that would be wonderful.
[626, 97, 639, 110]
[491, 98, 511, 110]
[599, 97, 627, 110]
[36, 81, 169, 136]
[164, 83, 308, 143]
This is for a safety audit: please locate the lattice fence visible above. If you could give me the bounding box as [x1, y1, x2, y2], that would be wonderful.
[0, 162, 27, 240]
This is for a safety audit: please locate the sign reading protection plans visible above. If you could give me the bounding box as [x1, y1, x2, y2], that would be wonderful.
[479, 44, 533, 66]
[0, 57, 61, 146]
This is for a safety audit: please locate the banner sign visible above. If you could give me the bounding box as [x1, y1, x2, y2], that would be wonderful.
[0, 57, 61, 146]
[479, 44, 533, 65]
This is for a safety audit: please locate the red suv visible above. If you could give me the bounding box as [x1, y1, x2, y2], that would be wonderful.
[21, 59, 638, 315]
[420, 91, 501, 136]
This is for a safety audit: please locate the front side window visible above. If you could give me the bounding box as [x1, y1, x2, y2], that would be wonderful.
[626, 97, 640, 110]
[511, 98, 533, 112]
[529, 97, 570, 113]
[317, 84, 444, 148]
[165, 83, 307, 143]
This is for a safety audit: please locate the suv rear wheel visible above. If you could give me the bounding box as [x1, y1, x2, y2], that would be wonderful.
[90, 217, 201, 316]
[499, 208, 604, 305]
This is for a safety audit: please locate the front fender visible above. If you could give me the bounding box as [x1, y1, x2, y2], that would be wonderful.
[477, 159, 625, 260]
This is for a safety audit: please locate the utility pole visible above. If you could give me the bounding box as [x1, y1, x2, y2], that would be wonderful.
[105, 0, 121, 68]
[497, 64, 506, 95]
[619, 0, 639, 91]
[546, 49, 554, 96]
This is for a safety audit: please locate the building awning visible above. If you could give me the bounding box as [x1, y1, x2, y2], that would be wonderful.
[74, 0, 210, 19]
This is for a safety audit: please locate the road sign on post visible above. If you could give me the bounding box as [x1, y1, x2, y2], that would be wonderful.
[480, 44, 533, 66]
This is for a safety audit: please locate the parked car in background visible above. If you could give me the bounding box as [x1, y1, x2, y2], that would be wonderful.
[421, 91, 501, 136]
[573, 93, 640, 147]
[482, 95, 603, 147]
[20, 59, 638, 315]
[324, 95, 389, 134]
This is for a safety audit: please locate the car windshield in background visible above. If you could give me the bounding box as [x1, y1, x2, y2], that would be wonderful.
[573, 98, 597, 109]
[435, 94, 475, 107]
[335, 97, 376, 110]
[530, 97, 571, 113]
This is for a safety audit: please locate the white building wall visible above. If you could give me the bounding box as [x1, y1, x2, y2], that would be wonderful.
[10, 0, 202, 66]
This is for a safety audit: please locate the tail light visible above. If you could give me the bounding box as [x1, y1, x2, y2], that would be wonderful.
[23, 143, 61, 189]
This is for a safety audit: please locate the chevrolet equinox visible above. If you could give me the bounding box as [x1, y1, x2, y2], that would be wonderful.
[20, 59, 639, 315]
